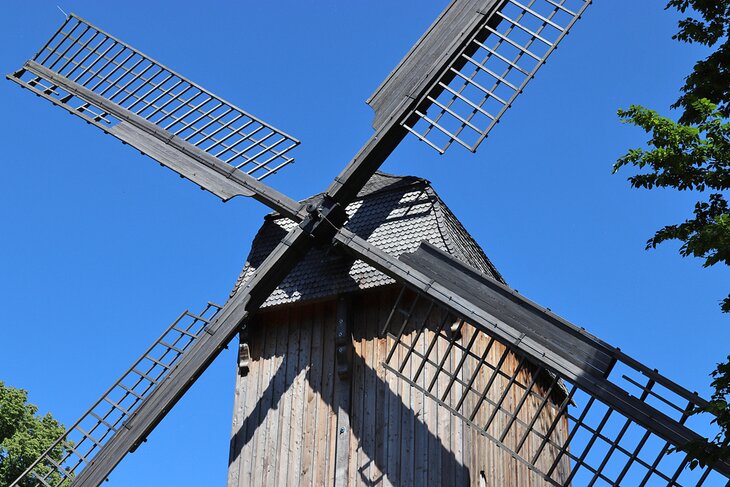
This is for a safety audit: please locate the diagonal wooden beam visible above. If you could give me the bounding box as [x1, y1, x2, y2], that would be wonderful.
[65, 225, 313, 487]
[325, 0, 503, 207]
[333, 228, 730, 480]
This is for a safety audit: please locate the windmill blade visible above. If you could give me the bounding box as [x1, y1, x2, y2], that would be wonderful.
[370, 0, 591, 154]
[7, 14, 303, 220]
[10, 226, 313, 487]
[334, 229, 730, 485]
[10, 303, 223, 487]
[325, 0, 590, 207]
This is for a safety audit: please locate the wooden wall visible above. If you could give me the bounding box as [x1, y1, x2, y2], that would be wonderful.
[228, 287, 569, 486]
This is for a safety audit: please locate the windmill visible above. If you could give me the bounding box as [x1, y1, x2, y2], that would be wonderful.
[5, 0, 730, 486]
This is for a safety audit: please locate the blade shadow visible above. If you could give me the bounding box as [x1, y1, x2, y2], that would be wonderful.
[228, 315, 470, 485]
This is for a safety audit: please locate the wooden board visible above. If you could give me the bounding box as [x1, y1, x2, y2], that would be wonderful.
[227, 286, 569, 486]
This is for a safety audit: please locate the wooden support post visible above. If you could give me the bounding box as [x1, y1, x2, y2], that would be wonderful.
[333, 296, 352, 487]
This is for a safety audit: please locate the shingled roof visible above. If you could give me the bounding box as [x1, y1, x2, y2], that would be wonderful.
[232, 172, 504, 308]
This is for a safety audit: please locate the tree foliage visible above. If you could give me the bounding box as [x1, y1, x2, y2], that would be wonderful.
[681, 357, 730, 470]
[615, 0, 730, 470]
[667, 0, 730, 123]
[615, 100, 730, 314]
[0, 381, 69, 487]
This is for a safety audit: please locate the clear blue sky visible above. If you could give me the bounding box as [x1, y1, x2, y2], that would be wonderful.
[1, 1, 727, 485]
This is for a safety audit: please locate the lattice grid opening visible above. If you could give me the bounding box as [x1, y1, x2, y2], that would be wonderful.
[405, 0, 591, 154]
[16, 303, 222, 487]
[381, 287, 729, 486]
[10, 14, 298, 180]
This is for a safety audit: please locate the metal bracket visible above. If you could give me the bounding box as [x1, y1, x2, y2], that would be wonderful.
[299, 195, 348, 247]
[238, 328, 251, 376]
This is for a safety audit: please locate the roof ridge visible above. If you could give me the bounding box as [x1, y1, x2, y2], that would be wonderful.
[431, 192, 506, 284]
[428, 186, 459, 260]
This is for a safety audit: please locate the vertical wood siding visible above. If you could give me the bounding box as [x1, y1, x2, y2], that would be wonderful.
[228, 287, 569, 486]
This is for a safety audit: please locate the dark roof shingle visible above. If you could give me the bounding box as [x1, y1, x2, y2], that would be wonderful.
[232, 172, 503, 307]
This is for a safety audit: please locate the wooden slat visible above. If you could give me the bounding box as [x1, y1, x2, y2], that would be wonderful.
[402, 318, 415, 487]
[362, 293, 378, 484]
[262, 310, 290, 486]
[348, 298, 364, 486]
[275, 307, 298, 486]
[425, 320, 441, 486]
[252, 316, 279, 487]
[452, 324, 466, 485]
[291, 306, 312, 486]
[373, 293, 392, 486]
[315, 301, 335, 487]
[438, 320, 453, 486]
[413, 303, 428, 486]
[388, 302, 405, 485]
[235, 324, 262, 487]
[301, 305, 321, 486]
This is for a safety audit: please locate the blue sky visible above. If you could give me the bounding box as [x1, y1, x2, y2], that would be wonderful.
[1, 1, 727, 485]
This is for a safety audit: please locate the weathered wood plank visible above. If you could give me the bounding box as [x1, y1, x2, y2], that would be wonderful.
[349, 296, 365, 486]
[504, 353, 517, 486]
[386, 310, 403, 487]
[400, 321, 414, 487]
[381, 290, 397, 487]
[413, 304, 428, 487]
[452, 323, 465, 486]
[373, 291, 388, 487]
[422, 316, 441, 485]
[251, 317, 279, 487]
[238, 324, 263, 487]
[439, 320, 453, 486]
[472, 330, 485, 485]
[301, 303, 323, 486]
[261, 310, 290, 486]
[287, 306, 312, 487]
[275, 308, 300, 486]
[360, 294, 377, 485]
[317, 302, 336, 487]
